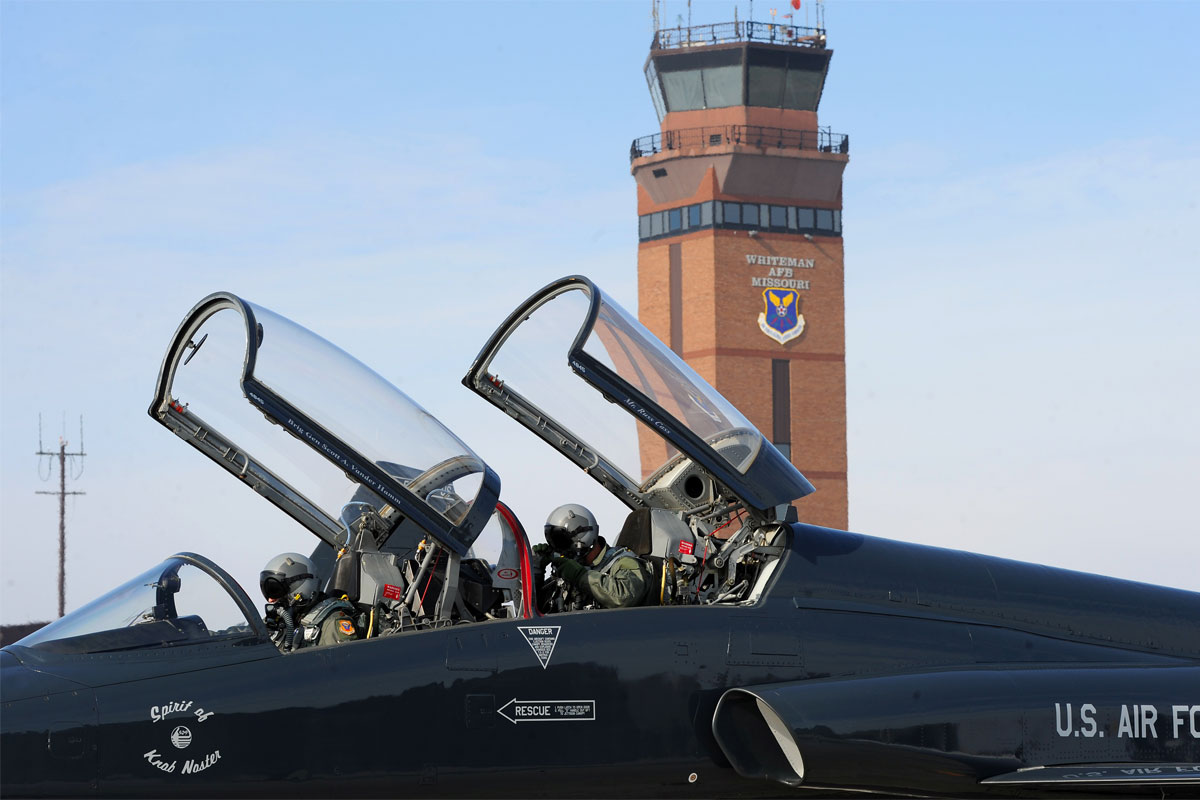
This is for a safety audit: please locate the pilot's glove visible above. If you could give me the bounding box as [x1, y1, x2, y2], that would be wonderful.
[554, 556, 586, 587]
[532, 543, 552, 570]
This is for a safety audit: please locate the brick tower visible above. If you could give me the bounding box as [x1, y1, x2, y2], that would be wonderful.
[631, 18, 849, 528]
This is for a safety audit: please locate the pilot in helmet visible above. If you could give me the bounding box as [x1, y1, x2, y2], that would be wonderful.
[260, 552, 359, 651]
[535, 504, 651, 610]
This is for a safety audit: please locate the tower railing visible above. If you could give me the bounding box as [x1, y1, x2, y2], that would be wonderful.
[652, 21, 826, 51]
[630, 125, 848, 162]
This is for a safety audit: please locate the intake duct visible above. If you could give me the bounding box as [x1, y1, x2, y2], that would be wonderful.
[711, 690, 805, 786]
[712, 666, 1200, 795]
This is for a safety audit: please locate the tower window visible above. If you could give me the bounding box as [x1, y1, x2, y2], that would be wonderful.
[660, 69, 705, 112]
[636, 202, 841, 241]
[702, 61, 744, 108]
[748, 63, 787, 110]
[770, 205, 788, 229]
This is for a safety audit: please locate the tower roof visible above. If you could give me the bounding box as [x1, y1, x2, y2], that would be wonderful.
[650, 20, 826, 52]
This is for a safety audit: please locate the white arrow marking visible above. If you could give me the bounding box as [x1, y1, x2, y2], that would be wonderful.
[496, 698, 596, 724]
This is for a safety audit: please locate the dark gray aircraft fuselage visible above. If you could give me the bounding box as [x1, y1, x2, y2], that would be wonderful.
[4, 280, 1197, 797]
[4, 523, 1198, 798]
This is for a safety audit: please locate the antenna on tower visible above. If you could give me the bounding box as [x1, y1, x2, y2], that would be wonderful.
[36, 414, 86, 618]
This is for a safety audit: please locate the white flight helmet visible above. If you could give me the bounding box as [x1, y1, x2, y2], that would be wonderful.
[544, 504, 599, 558]
[259, 552, 320, 608]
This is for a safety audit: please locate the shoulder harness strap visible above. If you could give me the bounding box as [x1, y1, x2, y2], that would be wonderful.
[301, 597, 354, 627]
[597, 546, 639, 576]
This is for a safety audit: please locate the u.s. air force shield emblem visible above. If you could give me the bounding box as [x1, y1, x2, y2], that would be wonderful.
[757, 289, 804, 344]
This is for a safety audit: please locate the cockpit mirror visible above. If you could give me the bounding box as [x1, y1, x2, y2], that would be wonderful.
[181, 333, 207, 366]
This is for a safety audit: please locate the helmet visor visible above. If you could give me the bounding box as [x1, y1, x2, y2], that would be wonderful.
[259, 570, 313, 601]
[544, 523, 596, 552]
[544, 525, 575, 552]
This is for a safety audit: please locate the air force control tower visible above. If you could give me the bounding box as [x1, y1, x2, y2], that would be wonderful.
[631, 20, 849, 529]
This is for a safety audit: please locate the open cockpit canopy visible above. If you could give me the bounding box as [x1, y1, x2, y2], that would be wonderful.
[465, 276, 812, 515]
[149, 293, 499, 556]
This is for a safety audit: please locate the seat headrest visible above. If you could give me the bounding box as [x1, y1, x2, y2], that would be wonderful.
[615, 508, 654, 556]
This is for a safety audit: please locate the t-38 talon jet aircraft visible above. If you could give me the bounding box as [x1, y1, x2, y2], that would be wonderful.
[3, 276, 1198, 798]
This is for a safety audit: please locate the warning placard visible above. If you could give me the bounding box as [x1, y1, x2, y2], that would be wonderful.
[517, 625, 561, 669]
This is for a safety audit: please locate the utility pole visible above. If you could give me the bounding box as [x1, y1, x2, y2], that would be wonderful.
[36, 415, 86, 618]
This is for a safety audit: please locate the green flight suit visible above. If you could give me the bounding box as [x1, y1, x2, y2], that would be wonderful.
[575, 545, 652, 609]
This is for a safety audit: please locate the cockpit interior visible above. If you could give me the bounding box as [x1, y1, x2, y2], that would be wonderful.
[21, 277, 817, 654]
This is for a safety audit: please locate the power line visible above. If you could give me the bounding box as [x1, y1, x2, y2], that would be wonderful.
[35, 415, 86, 619]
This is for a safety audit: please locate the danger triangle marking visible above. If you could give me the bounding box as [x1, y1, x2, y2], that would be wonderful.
[518, 625, 561, 669]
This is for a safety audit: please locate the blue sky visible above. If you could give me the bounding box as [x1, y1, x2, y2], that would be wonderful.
[2, 0, 1198, 624]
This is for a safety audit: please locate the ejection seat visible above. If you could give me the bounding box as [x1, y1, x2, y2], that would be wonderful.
[399, 500, 537, 621]
[614, 508, 702, 606]
[317, 499, 538, 632]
